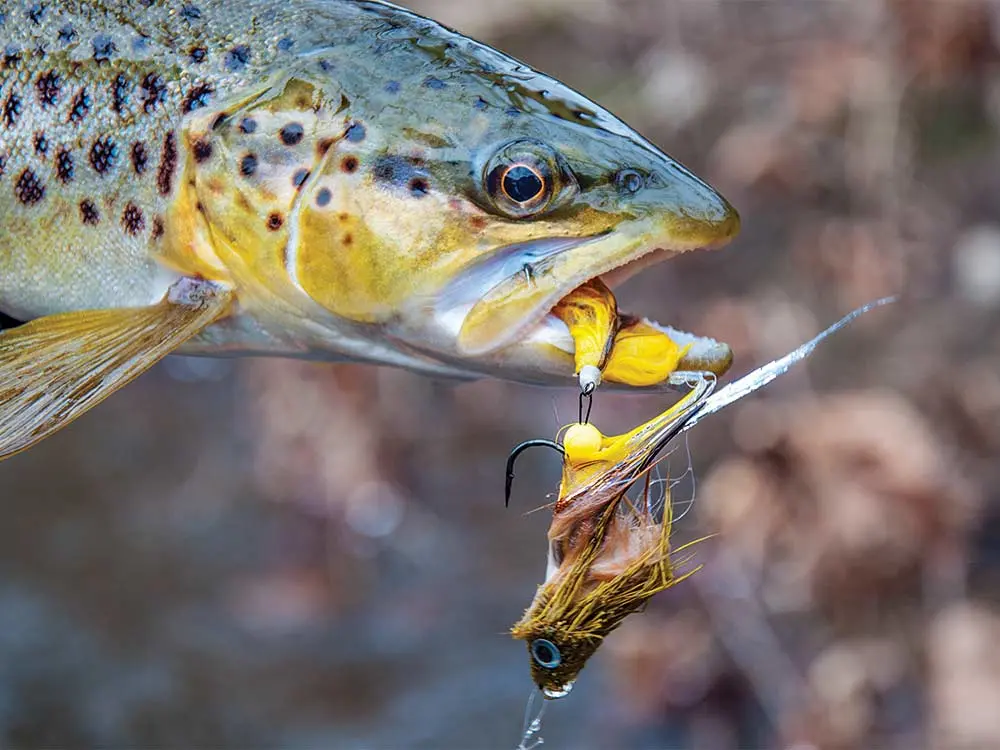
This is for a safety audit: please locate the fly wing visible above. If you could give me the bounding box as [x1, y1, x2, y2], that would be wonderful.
[0, 281, 233, 461]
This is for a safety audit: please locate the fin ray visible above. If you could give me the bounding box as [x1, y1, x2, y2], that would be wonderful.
[0, 285, 232, 460]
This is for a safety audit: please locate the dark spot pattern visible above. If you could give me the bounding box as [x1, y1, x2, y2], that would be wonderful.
[152, 216, 164, 239]
[69, 88, 91, 123]
[180, 4, 202, 20]
[80, 199, 99, 224]
[385, 80, 401, 94]
[277, 36, 295, 52]
[211, 113, 227, 130]
[122, 203, 145, 235]
[267, 213, 284, 231]
[28, 4, 46, 25]
[141, 73, 167, 113]
[239, 117, 257, 134]
[3, 47, 22, 70]
[341, 156, 358, 173]
[15, 169, 44, 205]
[474, 96, 488, 111]
[58, 24, 76, 44]
[239, 153, 257, 177]
[92, 35, 116, 63]
[225, 44, 251, 71]
[182, 82, 214, 113]
[0, 154, 7, 176]
[112, 73, 131, 113]
[35, 70, 60, 107]
[345, 122, 366, 143]
[131, 142, 148, 174]
[423, 76, 446, 90]
[316, 187, 332, 207]
[192, 138, 212, 163]
[292, 169, 309, 189]
[4, 93, 22, 127]
[56, 149, 74, 182]
[409, 177, 429, 197]
[89, 136, 119, 174]
[317, 138, 334, 156]
[373, 155, 423, 190]
[33, 131, 48, 155]
[280, 123, 304, 146]
[189, 46, 207, 64]
[157, 132, 177, 195]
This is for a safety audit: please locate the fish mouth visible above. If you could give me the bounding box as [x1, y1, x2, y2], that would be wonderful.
[434, 227, 735, 382]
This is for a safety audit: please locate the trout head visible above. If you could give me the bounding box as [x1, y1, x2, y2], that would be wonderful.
[176, 4, 739, 384]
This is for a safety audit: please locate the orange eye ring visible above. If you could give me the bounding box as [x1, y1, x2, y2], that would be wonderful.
[483, 140, 568, 218]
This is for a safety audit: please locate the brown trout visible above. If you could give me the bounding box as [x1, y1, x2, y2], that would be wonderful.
[0, 0, 739, 460]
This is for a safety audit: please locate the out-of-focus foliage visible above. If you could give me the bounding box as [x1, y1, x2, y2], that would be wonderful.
[2, 1, 1000, 747]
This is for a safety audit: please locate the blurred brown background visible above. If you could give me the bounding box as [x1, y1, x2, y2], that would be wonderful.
[3, 0, 1000, 747]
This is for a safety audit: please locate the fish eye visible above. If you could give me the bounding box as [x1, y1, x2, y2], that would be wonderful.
[501, 164, 545, 204]
[530, 638, 562, 669]
[616, 169, 645, 195]
[484, 140, 567, 219]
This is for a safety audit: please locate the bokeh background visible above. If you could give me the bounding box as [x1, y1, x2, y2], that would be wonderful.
[3, 0, 1000, 747]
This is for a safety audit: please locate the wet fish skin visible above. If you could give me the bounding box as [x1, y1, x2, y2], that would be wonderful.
[0, 0, 740, 459]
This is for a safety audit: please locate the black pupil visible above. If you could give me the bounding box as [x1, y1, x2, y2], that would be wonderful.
[504, 165, 544, 203]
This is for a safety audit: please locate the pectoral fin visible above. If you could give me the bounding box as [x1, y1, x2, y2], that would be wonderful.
[0, 280, 233, 461]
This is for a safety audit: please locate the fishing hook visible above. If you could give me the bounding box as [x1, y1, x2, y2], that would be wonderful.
[578, 388, 594, 425]
[506, 439, 565, 508]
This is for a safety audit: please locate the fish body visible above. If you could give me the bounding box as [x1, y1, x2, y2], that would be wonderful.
[0, 0, 740, 458]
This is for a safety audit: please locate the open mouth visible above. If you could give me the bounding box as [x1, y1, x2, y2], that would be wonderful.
[435, 232, 733, 384]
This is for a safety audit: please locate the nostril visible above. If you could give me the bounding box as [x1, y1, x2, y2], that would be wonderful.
[615, 169, 645, 195]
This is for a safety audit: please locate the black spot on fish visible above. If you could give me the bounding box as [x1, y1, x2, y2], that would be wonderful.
[90, 136, 118, 175]
[474, 97, 488, 111]
[409, 177, 430, 197]
[373, 154, 423, 189]
[3, 46, 22, 70]
[189, 46, 207, 64]
[141, 73, 167, 113]
[69, 88, 91, 123]
[277, 36, 294, 52]
[225, 44, 251, 71]
[341, 155, 358, 173]
[112, 73, 131, 114]
[131, 141, 148, 174]
[3, 93, 22, 127]
[423, 76, 446, 90]
[157, 131, 177, 195]
[316, 187, 332, 207]
[385, 80, 401, 94]
[239, 153, 257, 177]
[180, 4, 202, 20]
[239, 117, 257, 134]
[122, 203, 145, 235]
[280, 123, 304, 146]
[152, 216, 164, 239]
[192, 138, 212, 163]
[80, 199, 100, 225]
[345, 122, 366, 143]
[56, 148, 74, 182]
[292, 168, 309, 189]
[58, 24, 76, 44]
[15, 169, 44, 205]
[27, 4, 46, 25]
[33, 131, 48, 156]
[0, 154, 7, 177]
[36, 70, 60, 107]
[267, 212, 284, 231]
[92, 35, 116, 64]
[182, 82, 214, 113]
